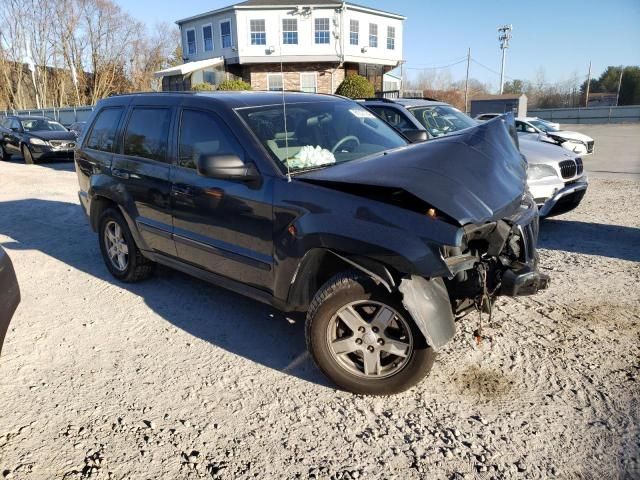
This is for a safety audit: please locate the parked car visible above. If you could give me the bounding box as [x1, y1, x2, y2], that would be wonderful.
[0, 115, 76, 163]
[515, 118, 594, 155]
[0, 246, 20, 356]
[76, 92, 549, 395]
[521, 117, 560, 131]
[68, 121, 87, 137]
[477, 114, 562, 131]
[362, 98, 588, 217]
[474, 113, 502, 121]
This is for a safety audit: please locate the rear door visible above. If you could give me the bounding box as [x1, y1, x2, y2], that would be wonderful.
[113, 99, 177, 256]
[170, 104, 274, 291]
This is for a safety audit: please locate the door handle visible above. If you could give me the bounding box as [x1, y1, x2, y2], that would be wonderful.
[111, 168, 130, 179]
[172, 184, 194, 196]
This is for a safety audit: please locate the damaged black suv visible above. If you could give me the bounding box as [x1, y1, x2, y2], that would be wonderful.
[75, 92, 548, 395]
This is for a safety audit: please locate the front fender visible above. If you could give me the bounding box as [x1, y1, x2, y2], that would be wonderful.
[272, 178, 463, 304]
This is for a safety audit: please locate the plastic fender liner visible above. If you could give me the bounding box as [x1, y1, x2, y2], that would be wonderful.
[399, 276, 455, 351]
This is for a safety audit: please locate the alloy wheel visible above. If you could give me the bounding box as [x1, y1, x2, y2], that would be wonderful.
[103, 220, 129, 271]
[326, 300, 414, 378]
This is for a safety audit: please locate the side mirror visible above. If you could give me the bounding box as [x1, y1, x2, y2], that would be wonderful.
[197, 154, 260, 181]
[525, 126, 537, 133]
[402, 129, 428, 143]
[10, 127, 21, 133]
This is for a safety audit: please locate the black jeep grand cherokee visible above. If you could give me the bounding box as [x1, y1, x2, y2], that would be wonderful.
[75, 92, 548, 395]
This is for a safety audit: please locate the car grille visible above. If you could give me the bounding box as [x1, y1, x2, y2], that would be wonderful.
[575, 157, 583, 175]
[49, 140, 75, 149]
[587, 141, 594, 153]
[559, 159, 577, 179]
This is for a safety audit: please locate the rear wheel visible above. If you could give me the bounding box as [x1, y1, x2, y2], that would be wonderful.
[22, 145, 34, 164]
[306, 271, 435, 395]
[98, 208, 154, 282]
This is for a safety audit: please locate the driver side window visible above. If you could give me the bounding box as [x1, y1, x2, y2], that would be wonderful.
[178, 109, 244, 169]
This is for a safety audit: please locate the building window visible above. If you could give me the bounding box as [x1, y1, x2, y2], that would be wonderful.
[369, 23, 377, 48]
[203, 24, 213, 51]
[186, 29, 196, 55]
[387, 26, 395, 50]
[220, 20, 232, 48]
[250, 19, 266, 45]
[282, 18, 298, 45]
[349, 19, 359, 45]
[314, 18, 330, 44]
[300, 72, 317, 93]
[268, 73, 283, 91]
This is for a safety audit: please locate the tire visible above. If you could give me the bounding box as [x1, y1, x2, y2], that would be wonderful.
[22, 145, 34, 164]
[0, 144, 11, 161]
[306, 271, 435, 395]
[98, 208, 154, 282]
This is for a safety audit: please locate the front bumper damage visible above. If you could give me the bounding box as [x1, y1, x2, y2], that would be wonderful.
[399, 199, 549, 351]
[537, 177, 588, 217]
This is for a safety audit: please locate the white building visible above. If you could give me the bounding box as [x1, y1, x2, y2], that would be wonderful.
[155, 0, 405, 94]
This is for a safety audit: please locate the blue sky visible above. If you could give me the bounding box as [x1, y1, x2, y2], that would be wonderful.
[124, 0, 640, 90]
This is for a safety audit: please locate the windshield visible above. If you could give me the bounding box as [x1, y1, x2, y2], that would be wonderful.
[238, 101, 407, 173]
[21, 119, 67, 132]
[529, 119, 558, 132]
[408, 105, 476, 137]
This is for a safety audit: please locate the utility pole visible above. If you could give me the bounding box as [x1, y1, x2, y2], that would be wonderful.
[585, 61, 592, 107]
[615, 66, 624, 106]
[497, 24, 512, 94]
[464, 47, 470, 113]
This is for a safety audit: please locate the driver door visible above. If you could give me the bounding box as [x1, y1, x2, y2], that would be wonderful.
[170, 104, 274, 291]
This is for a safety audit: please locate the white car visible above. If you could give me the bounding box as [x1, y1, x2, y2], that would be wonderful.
[519, 138, 588, 217]
[516, 118, 594, 155]
[524, 117, 560, 131]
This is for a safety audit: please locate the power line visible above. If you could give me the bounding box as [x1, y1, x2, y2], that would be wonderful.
[405, 58, 468, 71]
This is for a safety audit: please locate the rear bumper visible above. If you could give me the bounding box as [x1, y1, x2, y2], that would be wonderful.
[538, 177, 588, 217]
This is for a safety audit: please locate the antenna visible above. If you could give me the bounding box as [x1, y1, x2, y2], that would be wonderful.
[279, 15, 291, 181]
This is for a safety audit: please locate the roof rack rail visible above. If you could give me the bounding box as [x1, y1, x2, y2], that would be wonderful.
[354, 97, 397, 103]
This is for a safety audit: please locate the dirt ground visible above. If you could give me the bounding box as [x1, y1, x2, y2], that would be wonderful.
[0, 145, 639, 479]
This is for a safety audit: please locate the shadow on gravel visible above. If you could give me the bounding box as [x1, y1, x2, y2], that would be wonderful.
[3, 157, 75, 172]
[540, 219, 640, 262]
[0, 198, 329, 388]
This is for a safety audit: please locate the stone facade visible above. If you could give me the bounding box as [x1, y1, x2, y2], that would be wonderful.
[243, 63, 345, 94]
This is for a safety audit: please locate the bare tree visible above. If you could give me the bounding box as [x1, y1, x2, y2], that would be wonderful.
[0, 0, 179, 110]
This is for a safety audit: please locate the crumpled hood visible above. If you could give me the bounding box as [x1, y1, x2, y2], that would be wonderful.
[28, 130, 75, 141]
[299, 115, 527, 225]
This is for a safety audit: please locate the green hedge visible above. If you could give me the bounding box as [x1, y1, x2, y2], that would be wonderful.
[190, 82, 215, 91]
[217, 79, 252, 91]
[335, 74, 375, 99]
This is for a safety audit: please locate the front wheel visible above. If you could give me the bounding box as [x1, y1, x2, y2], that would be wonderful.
[22, 145, 34, 164]
[306, 271, 435, 395]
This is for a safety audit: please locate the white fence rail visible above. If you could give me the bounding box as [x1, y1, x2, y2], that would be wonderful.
[528, 105, 640, 124]
[0, 106, 94, 125]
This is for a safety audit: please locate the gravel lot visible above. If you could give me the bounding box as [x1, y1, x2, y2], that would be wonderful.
[1, 131, 639, 479]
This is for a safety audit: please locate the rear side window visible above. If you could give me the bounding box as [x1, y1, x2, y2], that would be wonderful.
[123, 108, 171, 162]
[368, 106, 413, 131]
[86, 108, 123, 152]
[177, 109, 243, 169]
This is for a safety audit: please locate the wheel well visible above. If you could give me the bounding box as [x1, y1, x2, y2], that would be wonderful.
[90, 196, 117, 232]
[287, 249, 395, 312]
